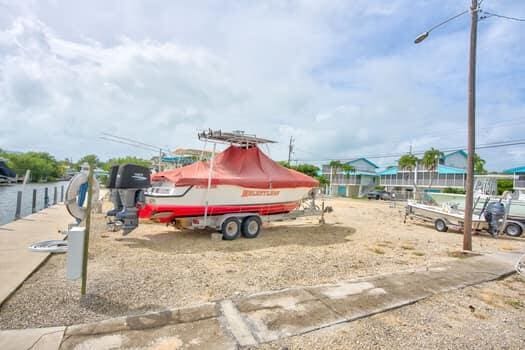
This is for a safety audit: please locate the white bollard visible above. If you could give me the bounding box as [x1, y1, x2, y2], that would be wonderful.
[67, 226, 86, 280]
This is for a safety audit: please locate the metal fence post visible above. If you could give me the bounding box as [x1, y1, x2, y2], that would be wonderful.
[60, 185, 64, 202]
[32, 189, 37, 213]
[53, 187, 57, 205]
[44, 188, 49, 208]
[15, 191, 22, 220]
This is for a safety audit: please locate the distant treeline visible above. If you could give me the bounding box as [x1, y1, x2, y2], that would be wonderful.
[0, 150, 151, 183]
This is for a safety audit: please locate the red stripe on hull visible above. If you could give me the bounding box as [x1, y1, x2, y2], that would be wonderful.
[139, 201, 300, 223]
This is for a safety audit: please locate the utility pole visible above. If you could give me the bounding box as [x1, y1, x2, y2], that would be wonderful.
[288, 136, 294, 164]
[158, 149, 162, 172]
[463, 0, 478, 251]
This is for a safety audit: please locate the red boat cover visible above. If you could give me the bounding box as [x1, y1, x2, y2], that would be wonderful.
[152, 145, 319, 189]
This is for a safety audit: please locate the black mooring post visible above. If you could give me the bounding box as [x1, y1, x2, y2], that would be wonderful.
[60, 185, 64, 202]
[44, 188, 49, 208]
[32, 189, 37, 213]
[53, 187, 57, 205]
[15, 191, 22, 220]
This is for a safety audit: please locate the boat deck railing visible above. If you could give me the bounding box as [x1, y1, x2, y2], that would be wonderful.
[514, 180, 525, 189]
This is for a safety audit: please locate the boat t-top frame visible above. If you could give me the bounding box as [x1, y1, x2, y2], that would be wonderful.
[198, 129, 276, 147]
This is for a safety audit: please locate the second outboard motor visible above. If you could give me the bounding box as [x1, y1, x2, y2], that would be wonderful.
[484, 202, 506, 236]
[106, 164, 151, 235]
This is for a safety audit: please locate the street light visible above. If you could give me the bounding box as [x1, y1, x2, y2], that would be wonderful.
[414, 9, 469, 44]
[415, 1, 478, 251]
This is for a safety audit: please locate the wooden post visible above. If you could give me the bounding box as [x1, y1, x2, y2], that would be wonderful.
[53, 187, 57, 205]
[60, 185, 64, 202]
[44, 188, 49, 208]
[14, 191, 22, 220]
[80, 164, 95, 296]
[32, 189, 37, 213]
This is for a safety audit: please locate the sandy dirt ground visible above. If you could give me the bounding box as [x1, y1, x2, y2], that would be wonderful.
[1, 198, 524, 337]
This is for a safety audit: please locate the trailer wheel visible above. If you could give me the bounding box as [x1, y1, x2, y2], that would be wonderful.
[241, 216, 262, 239]
[504, 222, 523, 237]
[434, 219, 448, 232]
[221, 218, 241, 240]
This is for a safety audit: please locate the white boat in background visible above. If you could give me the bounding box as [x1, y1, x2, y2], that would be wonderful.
[426, 192, 525, 217]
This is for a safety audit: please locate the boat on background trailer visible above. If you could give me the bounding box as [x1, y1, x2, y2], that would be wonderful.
[405, 193, 524, 237]
[0, 160, 17, 185]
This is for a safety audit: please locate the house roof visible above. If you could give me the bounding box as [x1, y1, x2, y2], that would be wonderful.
[377, 164, 466, 176]
[443, 150, 467, 159]
[345, 158, 379, 168]
[333, 170, 378, 176]
[377, 167, 398, 175]
[437, 164, 465, 174]
[503, 166, 525, 174]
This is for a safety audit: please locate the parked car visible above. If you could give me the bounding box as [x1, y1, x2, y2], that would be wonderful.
[366, 190, 391, 200]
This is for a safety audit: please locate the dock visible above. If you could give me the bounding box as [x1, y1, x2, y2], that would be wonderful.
[0, 204, 72, 306]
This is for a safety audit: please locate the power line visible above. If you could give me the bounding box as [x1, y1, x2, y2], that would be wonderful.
[294, 138, 525, 162]
[482, 11, 525, 22]
[99, 136, 160, 153]
[101, 133, 171, 153]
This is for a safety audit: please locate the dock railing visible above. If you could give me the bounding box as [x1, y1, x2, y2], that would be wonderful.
[13, 185, 65, 221]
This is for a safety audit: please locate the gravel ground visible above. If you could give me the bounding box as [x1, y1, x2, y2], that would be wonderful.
[1, 198, 524, 330]
[254, 275, 525, 350]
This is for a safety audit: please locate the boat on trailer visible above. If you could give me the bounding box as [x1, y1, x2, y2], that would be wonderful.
[138, 130, 320, 238]
[405, 193, 523, 237]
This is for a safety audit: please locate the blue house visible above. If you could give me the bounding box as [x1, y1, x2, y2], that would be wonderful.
[322, 158, 379, 197]
[504, 165, 525, 200]
[440, 150, 468, 169]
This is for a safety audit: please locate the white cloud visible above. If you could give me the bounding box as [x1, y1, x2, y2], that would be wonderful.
[0, 0, 523, 171]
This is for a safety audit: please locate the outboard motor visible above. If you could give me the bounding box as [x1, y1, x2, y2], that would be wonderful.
[484, 202, 506, 236]
[106, 165, 122, 217]
[106, 164, 151, 235]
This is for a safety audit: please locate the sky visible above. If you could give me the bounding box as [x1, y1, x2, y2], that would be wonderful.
[0, 0, 524, 171]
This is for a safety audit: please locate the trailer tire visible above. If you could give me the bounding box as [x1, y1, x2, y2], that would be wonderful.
[221, 218, 241, 240]
[241, 216, 262, 239]
[434, 219, 448, 232]
[504, 222, 523, 237]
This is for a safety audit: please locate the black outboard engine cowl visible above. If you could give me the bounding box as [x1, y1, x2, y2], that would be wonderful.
[484, 202, 505, 236]
[106, 164, 151, 235]
[106, 165, 122, 217]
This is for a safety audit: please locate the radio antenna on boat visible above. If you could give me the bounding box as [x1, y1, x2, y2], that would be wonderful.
[198, 129, 276, 148]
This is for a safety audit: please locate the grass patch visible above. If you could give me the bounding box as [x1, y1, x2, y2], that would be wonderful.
[412, 251, 425, 256]
[370, 247, 386, 255]
[401, 244, 415, 250]
[505, 299, 524, 309]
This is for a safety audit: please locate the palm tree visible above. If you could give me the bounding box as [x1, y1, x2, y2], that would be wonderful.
[398, 154, 419, 192]
[341, 163, 356, 178]
[473, 153, 487, 175]
[398, 154, 418, 171]
[421, 148, 444, 188]
[328, 160, 342, 195]
[328, 160, 354, 195]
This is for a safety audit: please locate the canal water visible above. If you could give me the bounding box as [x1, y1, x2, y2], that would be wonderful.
[0, 181, 69, 226]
